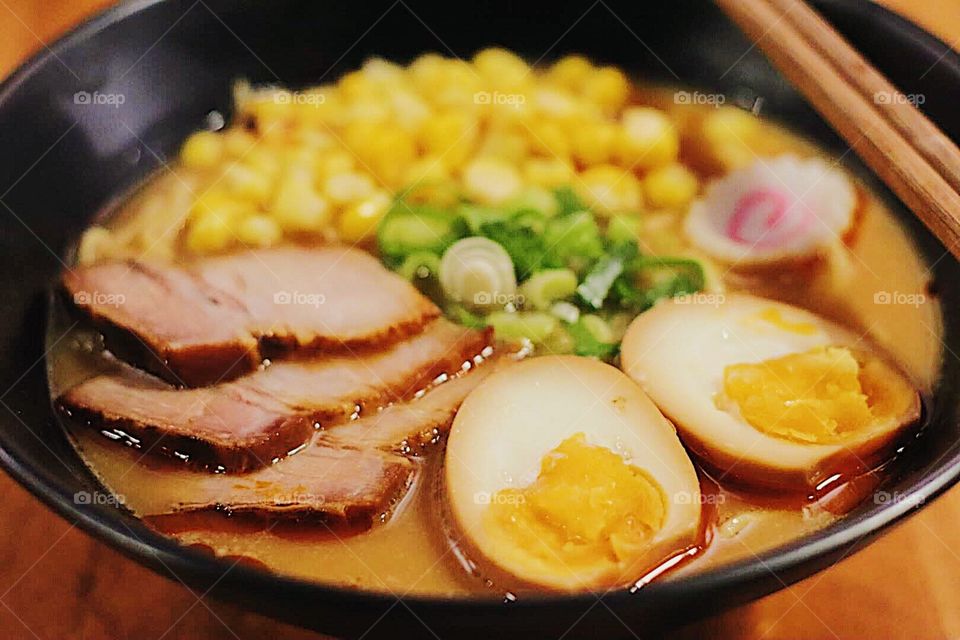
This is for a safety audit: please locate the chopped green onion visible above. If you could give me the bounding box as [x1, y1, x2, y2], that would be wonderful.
[519, 268, 578, 310]
[457, 204, 506, 234]
[636, 256, 705, 296]
[615, 256, 705, 311]
[376, 180, 706, 364]
[553, 185, 588, 216]
[606, 312, 633, 342]
[504, 186, 559, 218]
[549, 301, 581, 324]
[378, 201, 466, 266]
[487, 311, 559, 344]
[398, 251, 443, 301]
[543, 211, 604, 272]
[540, 325, 575, 355]
[606, 214, 641, 245]
[577, 254, 627, 309]
[510, 209, 549, 234]
[398, 251, 440, 281]
[439, 237, 517, 309]
[567, 317, 619, 359]
[446, 303, 488, 330]
[479, 216, 557, 279]
[579, 314, 615, 343]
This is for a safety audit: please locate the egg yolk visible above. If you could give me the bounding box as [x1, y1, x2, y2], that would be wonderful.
[484, 433, 666, 582]
[722, 346, 894, 443]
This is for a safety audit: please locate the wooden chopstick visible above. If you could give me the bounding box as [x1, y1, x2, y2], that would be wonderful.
[765, 0, 960, 196]
[716, 0, 960, 258]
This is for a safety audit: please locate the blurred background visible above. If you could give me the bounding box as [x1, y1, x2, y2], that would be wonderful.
[1, 0, 956, 76]
[0, 1, 958, 639]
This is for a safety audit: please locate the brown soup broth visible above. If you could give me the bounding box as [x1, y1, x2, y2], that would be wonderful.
[48, 95, 944, 598]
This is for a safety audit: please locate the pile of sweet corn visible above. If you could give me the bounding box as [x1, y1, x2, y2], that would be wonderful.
[170, 49, 717, 254]
[83, 50, 768, 259]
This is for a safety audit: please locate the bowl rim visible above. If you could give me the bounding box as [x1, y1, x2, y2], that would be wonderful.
[1, 0, 960, 621]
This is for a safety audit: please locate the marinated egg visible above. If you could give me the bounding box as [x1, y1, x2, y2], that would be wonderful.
[444, 355, 702, 591]
[684, 155, 857, 267]
[620, 294, 920, 490]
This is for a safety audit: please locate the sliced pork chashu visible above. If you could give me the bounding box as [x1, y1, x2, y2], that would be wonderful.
[58, 321, 492, 471]
[64, 245, 440, 386]
[148, 444, 416, 531]
[137, 354, 509, 530]
[321, 353, 512, 453]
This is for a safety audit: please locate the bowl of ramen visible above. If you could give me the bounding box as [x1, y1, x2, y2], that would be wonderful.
[2, 0, 960, 637]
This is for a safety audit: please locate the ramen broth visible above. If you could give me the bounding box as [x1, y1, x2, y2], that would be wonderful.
[49, 90, 943, 597]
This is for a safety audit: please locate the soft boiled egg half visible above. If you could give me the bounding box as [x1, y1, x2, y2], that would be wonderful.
[444, 355, 702, 592]
[621, 294, 920, 490]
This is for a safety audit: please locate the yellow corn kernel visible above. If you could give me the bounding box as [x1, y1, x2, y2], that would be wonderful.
[338, 191, 392, 243]
[576, 164, 643, 215]
[280, 146, 321, 175]
[701, 107, 762, 171]
[341, 98, 392, 125]
[222, 163, 275, 204]
[289, 127, 336, 151]
[338, 70, 382, 101]
[525, 119, 570, 161]
[533, 87, 582, 121]
[570, 121, 618, 166]
[315, 151, 356, 179]
[76, 226, 114, 265]
[402, 155, 451, 189]
[430, 61, 484, 111]
[483, 91, 533, 125]
[476, 128, 529, 164]
[290, 90, 343, 127]
[642, 163, 699, 209]
[523, 157, 575, 188]
[546, 55, 594, 90]
[582, 66, 630, 114]
[237, 214, 283, 247]
[362, 58, 406, 85]
[617, 106, 679, 169]
[473, 48, 529, 87]
[462, 157, 523, 204]
[710, 142, 755, 171]
[702, 106, 761, 146]
[244, 145, 282, 179]
[373, 129, 418, 188]
[390, 90, 432, 133]
[288, 89, 336, 123]
[342, 121, 383, 157]
[180, 131, 223, 170]
[189, 190, 247, 222]
[446, 56, 486, 83]
[408, 53, 448, 93]
[244, 93, 295, 127]
[223, 128, 258, 157]
[323, 171, 377, 205]
[419, 111, 479, 168]
[343, 123, 416, 188]
[186, 210, 234, 254]
[272, 169, 331, 232]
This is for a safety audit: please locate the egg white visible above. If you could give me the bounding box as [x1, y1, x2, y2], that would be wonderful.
[444, 355, 702, 591]
[620, 294, 920, 490]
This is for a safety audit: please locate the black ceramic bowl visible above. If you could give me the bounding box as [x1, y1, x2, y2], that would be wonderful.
[1, 1, 959, 637]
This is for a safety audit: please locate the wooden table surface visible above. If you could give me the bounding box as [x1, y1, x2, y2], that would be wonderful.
[2, 1, 960, 638]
